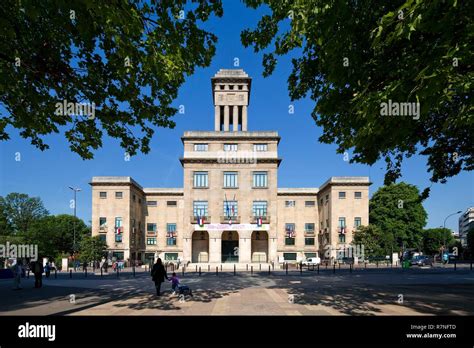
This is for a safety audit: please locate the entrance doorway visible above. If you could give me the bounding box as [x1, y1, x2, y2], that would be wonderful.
[192, 231, 209, 263]
[221, 231, 239, 262]
[251, 230, 268, 262]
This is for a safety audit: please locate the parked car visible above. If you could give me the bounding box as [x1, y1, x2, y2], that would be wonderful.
[410, 255, 432, 266]
[302, 257, 321, 266]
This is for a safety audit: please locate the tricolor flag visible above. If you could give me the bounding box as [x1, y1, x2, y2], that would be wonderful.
[340, 227, 346, 234]
[198, 216, 204, 227]
[116, 227, 122, 234]
[257, 216, 263, 227]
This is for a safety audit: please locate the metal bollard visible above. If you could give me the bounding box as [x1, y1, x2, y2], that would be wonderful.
[216, 266, 218, 276]
[246, 264, 248, 271]
[133, 266, 135, 277]
[454, 260, 457, 271]
[199, 266, 201, 276]
[234, 264, 236, 276]
[259, 264, 262, 271]
[325, 263, 328, 269]
[195, 265, 198, 273]
[182, 266, 185, 277]
[333, 264, 336, 274]
[365, 262, 367, 269]
[285, 262, 288, 275]
[317, 264, 320, 274]
[70, 270, 72, 278]
[272, 261, 274, 271]
[251, 266, 253, 275]
[338, 263, 341, 270]
[85, 269, 87, 278]
[221, 264, 222, 271]
[376, 261, 379, 268]
[268, 265, 271, 275]
[54, 269, 57, 279]
[208, 265, 210, 272]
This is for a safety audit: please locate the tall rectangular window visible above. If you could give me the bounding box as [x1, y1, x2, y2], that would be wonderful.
[305, 223, 315, 233]
[115, 234, 122, 242]
[354, 217, 362, 228]
[193, 201, 208, 217]
[338, 217, 346, 228]
[252, 201, 267, 217]
[285, 224, 296, 245]
[193, 172, 208, 188]
[339, 234, 346, 243]
[223, 172, 238, 188]
[114, 217, 123, 233]
[224, 144, 238, 151]
[194, 143, 208, 151]
[253, 144, 268, 152]
[355, 191, 362, 199]
[99, 217, 107, 227]
[223, 201, 238, 217]
[253, 171, 268, 188]
[167, 224, 177, 246]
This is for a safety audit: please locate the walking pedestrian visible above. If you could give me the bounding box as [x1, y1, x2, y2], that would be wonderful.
[45, 262, 51, 278]
[12, 259, 23, 290]
[151, 258, 169, 296]
[32, 260, 44, 288]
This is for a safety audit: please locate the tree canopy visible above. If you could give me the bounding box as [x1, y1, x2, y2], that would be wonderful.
[241, 0, 473, 194]
[369, 182, 427, 251]
[79, 235, 108, 263]
[0, 1, 223, 159]
[421, 227, 455, 255]
[0, 193, 49, 234]
[352, 224, 393, 258]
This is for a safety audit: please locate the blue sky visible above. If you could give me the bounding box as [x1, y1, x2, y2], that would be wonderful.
[0, 1, 472, 231]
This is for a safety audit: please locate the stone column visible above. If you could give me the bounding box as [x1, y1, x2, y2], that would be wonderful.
[238, 231, 252, 263]
[233, 105, 239, 132]
[214, 105, 220, 131]
[209, 232, 222, 263]
[242, 105, 248, 131]
[223, 105, 230, 131]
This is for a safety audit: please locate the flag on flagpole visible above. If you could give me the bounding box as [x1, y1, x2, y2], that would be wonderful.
[198, 216, 204, 227]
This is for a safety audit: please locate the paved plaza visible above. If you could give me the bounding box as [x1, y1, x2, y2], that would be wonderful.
[1, 266, 473, 316]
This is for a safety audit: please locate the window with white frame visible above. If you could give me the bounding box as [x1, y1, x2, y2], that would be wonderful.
[223, 172, 238, 188]
[194, 143, 208, 151]
[193, 171, 208, 188]
[253, 143, 268, 152]
[252, 201, 267, 217]
[223, 143, 238, 152]
[253, 171, 268, 188]
[193, 201, 208, 217]
[223, 200, 238, 217]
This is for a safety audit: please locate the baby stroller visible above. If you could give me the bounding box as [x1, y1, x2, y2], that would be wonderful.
[177, 284, 193, 297]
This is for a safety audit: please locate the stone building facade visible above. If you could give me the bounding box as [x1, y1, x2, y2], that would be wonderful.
[90, 69, 370, 265]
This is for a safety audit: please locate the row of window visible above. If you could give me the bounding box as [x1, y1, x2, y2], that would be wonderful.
[193, 200, 268, 217]
[194, 143, 268, 152]
[285, 238, 315, 246]
[98, 234, 176, 245]
[194, 171, 268, 188]
[285, 200, 316, 207]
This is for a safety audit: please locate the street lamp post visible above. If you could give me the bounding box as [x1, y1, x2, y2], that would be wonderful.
[443, 210, 462, 255]
[69, 187, 82, 254]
